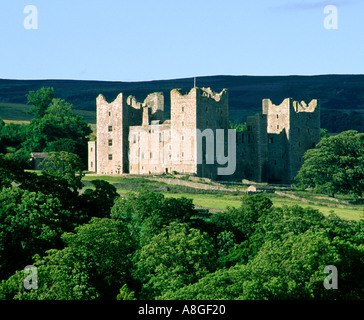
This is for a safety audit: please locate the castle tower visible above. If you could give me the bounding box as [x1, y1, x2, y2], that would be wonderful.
[262, 98, 320, 183]
[93, 93, 143, 175]
[170, 87, 229, 179]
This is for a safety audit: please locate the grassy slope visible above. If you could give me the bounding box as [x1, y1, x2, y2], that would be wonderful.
[82, 175, 363, 221]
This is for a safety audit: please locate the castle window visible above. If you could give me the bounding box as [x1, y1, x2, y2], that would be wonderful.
[182, 121, 185, 126]
[181, 152, 184, 158]
[169, 145, 171, 150]
[108, 139, 113, 146]
[150, 152, 153, 159]
[90, 147, 93, 152]
[277, 125, 279, 130]
[159, 133, 162, 142]
[142, 152, 144, 159]
[108, 154, 113, 160]
[109, 112, 111, 116]
[108, 126, 113, 132]
[181, 136, 184, 141]
[133, 135, 136, 143]
[206, 121, 209, 126]
[277, 114, 279, 119]
[91, 161, 93, 168]
[182, 107, 184, 112]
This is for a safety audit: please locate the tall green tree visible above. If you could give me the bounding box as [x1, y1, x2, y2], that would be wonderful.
[39, 151, 84, 192]
[23, 95, 91, 166]
[0, 248, 99, 300]
[111, 188, 196, 245]
[0, 187, 68, 280]
[26, 87, 55, 118]
[133, 222, 217, 299]
[295, 130, 364, 199]
[61, 217, 136, 299]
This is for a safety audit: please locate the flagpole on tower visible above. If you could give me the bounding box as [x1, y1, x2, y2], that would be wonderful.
[194, 76, 196, 88]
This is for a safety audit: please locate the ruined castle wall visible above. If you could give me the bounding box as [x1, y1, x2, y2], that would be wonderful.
[170, 88, 198, 175]
[96, 93, 124, 174]
[88, 141, 96, 172]
[95, 93, 142, 175]
[262, 98, 320, 183]
[288, 99, 320, 182]
[129, 121, 172, 175]
[196, 88, 229, 180]
[235, 114, 268, 182]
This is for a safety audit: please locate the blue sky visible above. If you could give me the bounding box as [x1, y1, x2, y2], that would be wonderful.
[0, 0, 363, 81]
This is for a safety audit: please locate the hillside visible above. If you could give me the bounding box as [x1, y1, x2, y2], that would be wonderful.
[0, 75, 363, 130]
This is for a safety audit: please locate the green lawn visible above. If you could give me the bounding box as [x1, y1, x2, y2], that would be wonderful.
[81, 175, 364, 222]
[164, 192, 364, 221]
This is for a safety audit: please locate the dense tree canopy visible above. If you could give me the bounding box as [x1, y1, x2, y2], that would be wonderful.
[296, 130, 364, 199]
[0, 135, 363, 300]
[23, 97, 91, 165]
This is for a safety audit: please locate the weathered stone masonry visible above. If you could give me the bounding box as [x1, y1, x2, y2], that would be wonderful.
[88, 87, 320, 184]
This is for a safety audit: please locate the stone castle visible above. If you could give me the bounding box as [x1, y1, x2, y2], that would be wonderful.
[88, 87, 320, 184]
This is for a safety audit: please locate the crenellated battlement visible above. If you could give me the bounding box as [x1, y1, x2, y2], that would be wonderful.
[90, 87, 320, 184]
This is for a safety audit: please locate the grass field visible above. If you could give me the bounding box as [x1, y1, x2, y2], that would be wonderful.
[82, 175, 364, 221]
[164, 192, 364, 221]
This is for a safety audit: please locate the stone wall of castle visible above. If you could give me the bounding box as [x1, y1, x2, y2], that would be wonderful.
[89, 87, 320, 185]
[263, 98, 320, 183]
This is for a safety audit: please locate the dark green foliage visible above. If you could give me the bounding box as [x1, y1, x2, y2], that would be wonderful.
[111, 188, 197, 245]
[81, 179, 119, 218]
[22, 97, 92, 166]
[133, 222, 217, 299]
[26, 87, 55, 118]
[1, 175, 364, 300]
[0, 187, 67, 280]
[296, 130, 364, 199]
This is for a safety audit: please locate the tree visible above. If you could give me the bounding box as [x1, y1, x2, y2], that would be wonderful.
[116, 284, 136, 300]
[162, 229, 364, 300]
[81, 179, 119, 218]
[22, 97, 92, 166]
[61, 217, 136, 299]
[26, 87, 54, 118]
[111, 188, 196, 245]
[0, 248, 99, 300]
[0, 187, 68, 280]
[39, 151, 84, 192]
[295, 130, 364, 199]
[133, 222, 217, 299]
